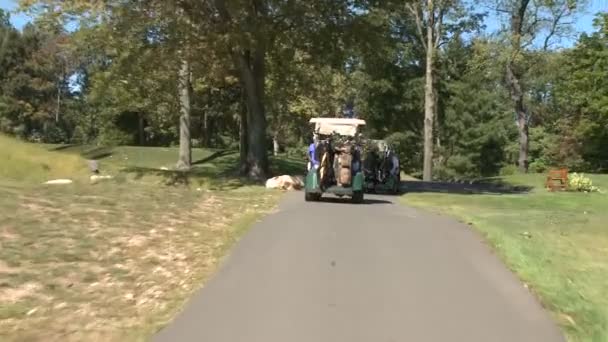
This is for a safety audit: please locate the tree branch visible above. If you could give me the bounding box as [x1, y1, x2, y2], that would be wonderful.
[406, 2, 427, 50]
[543, 4, 568, 50]
[434, 3, 446, 48]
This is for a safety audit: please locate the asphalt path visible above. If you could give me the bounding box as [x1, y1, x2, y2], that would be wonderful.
[154, 192, 563, 342]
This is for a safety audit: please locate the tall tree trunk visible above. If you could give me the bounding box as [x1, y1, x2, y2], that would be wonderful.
[239, 98, 249, 175]
[238, 49, 268, 180]
[138, 113, 145, 146]
[507, 0, 531, 173]
[506, 63, 529, 172]
[239, 94, 249, 175]
[422, 0, 435, 182]
[273, 134, 279, 156]
[202, 110, 211, 147]
[56, 77, 62, 123]
[213, 0, 269, 180]
[176, 57, 192, 170]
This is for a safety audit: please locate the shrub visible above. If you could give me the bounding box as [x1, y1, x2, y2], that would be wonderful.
[568, 173, 600, 193]
[433, 155, 477, 181]
[529, 160, 548, 173]
[500, 164, 519, 176]
[384, 131, 422, 174]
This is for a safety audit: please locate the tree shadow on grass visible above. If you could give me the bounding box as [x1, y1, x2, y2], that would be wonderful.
[50, 144, 116, 161]
[120, 166, 256, 190]
[401, 179, 533, 195]
[192, 150, 238, 165]
[50, 144, 80, 151]
[269, 155, 306, 177]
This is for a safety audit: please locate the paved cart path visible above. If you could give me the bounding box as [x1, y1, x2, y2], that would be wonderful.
[154, 192, 563, 342]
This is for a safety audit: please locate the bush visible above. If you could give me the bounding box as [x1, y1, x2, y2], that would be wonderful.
[42, 123, 69, 144]
[97, 127, 133, 146]
[433, 155, 477, 181]
[529, 160, 548, 173]
[286, 146, 306, 159]
[500, 164, 519, 176]
[568, 173, 600, 192]
[384, 131, 422, 174]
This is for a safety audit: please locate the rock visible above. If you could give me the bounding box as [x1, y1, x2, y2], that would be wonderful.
[90, 175, 113, 183]
[87, 160, 99, 173]
[265, 175, 304, 191]
[44, 179, 73, 185]
[54, 302, 68, 310]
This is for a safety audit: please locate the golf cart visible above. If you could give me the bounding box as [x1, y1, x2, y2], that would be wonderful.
[304, 118, 366, 203]
[363, 139, 400, 194]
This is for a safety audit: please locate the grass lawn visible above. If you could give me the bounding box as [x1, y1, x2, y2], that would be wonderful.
[0, 137, 302, 341]
[401, 174, 608, 342]
[46, 144, 305, 188]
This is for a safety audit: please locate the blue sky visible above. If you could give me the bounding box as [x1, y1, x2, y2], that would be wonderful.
[1, 0, 606, 45]
[1, 0, 30, 29]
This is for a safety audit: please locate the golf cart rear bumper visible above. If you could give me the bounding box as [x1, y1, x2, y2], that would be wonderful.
[305, 169, 364, 195]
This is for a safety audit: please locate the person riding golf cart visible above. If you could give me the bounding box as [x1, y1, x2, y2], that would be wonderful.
[363, 139, 400, 194]
[304, 118, 366, 203]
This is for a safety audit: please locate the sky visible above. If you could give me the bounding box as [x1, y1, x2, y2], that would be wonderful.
[1, 0, 607, 46]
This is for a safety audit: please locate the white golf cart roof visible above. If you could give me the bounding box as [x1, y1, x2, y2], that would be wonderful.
[309, 118, 366, 137]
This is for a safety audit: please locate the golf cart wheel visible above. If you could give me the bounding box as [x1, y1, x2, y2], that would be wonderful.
[305, 192, 321, 202]
[392, 180, 400, 194]
[352, 190, 364, 204]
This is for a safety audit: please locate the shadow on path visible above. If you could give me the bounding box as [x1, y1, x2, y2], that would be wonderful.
[317, 196, 393, 205]
[401, 180, 532, 195]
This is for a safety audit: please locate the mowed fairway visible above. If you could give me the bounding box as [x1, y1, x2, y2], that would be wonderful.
[402, 174, 608, 342]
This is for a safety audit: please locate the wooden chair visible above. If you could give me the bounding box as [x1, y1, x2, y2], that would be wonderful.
[546, 168, 568, 191]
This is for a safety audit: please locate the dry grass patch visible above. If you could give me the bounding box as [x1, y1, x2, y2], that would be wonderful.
[0, 182, 280, 341]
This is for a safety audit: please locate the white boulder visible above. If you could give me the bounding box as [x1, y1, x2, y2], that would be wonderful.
[44, 179, 73, 185]
[90, 175, 113, 183]
[265, 175, 304, 191]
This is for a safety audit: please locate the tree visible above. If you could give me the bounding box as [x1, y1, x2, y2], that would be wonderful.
[176, 56, 192, 169]
[554, 13, 608, 171]
[437, 37, 515, 179]
[204, 0, 353, 179]
[493, 0, 580, 172]
[405, 0, 480, 180]
[1, 14, 75, 142]
[406, 0, 445, 181]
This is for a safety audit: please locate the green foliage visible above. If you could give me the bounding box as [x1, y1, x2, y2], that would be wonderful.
[1, 16, 77, 143]
[2, 1, 606, 181]
[528, 160, 548, 174]
[434, 37, 515, 180]
[500, 164, 519, 176]
[552, 13, 608, 172]
[527, 126, 558, 172]
[384, 131, 422, 174]
[568, 173, 600, 193]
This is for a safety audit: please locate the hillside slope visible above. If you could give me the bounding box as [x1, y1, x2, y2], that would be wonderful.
[0, 135, 87, 183]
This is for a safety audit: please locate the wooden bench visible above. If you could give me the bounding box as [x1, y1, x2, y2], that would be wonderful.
[546, 168, 568, 191]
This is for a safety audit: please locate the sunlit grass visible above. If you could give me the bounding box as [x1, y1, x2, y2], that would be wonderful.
[402, 174, 608, 342]
[0, 135, 88, 183]
[0, 136, 298, 341]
